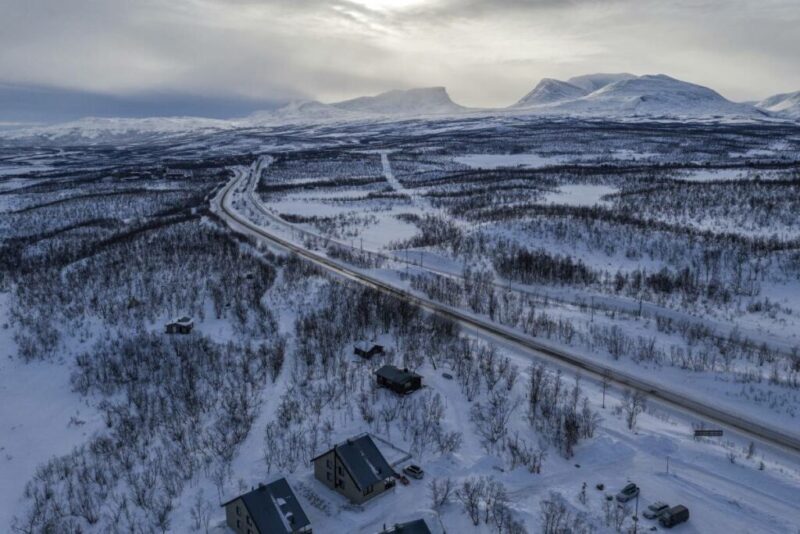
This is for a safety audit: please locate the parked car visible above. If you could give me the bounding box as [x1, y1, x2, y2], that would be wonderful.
[616, 483, 640, 502]
[659, 505, 689, 528]
[403, 464, 424, 479]
[643, 502, 670, 519]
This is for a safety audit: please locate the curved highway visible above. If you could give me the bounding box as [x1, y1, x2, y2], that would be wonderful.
[213, 161, 800, 457]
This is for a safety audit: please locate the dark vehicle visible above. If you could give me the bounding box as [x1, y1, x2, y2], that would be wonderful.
[403, 464, 424, 479]
[616, 483, 640, 503]
[643, 502, 670, 519]
[659, 505, 689, 528]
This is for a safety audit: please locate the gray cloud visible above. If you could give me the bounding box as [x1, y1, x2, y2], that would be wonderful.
[1, 0, 798, 119]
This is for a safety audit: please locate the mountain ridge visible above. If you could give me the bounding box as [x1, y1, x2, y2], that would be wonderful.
[4, 74, 795, 141]
[331, 86, 466, 116]
[512, 78, 588, 107]
[757, 91, 800, 118]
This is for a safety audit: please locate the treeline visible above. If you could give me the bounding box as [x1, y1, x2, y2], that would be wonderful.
[15, 332, 285, 533]
[493, 243, 598, 286]
[409, 268, 800, 396]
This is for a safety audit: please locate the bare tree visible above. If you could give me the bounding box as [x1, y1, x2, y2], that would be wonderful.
[471, 389, 520, 451]
[456, 477, 486, 526]
[622, 390, 647, 431]
[540, 492, 571, 534]
[429, 477, 454, 509]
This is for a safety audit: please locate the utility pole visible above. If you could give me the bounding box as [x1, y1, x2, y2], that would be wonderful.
[633, 492, 639, 534]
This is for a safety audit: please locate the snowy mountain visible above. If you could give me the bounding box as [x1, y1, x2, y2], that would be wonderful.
[3, 75, 788, 144]
[757, 90, 800, 118]
[566, 73, 636, 93]
[245, 100, 356, 124]
[331, 87, 466, 116]
[511, 78, 587, 107]
[516, 74, 767, 119]
[2, 116, 232, 142]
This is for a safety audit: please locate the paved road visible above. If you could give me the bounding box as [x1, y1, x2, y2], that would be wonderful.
[246, 154, 798, 356]
[213, 162, 800, 457]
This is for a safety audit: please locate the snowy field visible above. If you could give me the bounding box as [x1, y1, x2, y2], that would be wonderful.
[454, 154, 566, 169]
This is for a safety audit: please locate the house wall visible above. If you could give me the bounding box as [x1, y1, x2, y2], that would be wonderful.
[378, 375, 421, 395]
[313, 451, 389, 504]
[224, 498, 258, 534]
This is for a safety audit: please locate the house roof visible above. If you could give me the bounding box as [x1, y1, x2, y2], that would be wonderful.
[313, 434, 394, 492]
[379, 519, 433, 534]
[221, 478, 310, 534]
[376, 365, 420, 385]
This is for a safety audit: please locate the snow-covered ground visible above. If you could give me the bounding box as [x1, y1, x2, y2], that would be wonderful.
[454, 154, 566, 169]
[2, 115, 800, 532]
[541, 184, 617, 206]
[0, 295, 103, 528]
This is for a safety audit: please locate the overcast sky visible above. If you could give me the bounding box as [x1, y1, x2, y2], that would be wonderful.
[2, 0, 799, 119]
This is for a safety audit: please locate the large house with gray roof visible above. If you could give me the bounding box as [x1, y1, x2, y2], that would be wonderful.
[221, 478, 311, 534]
[311, 434, 397, 504]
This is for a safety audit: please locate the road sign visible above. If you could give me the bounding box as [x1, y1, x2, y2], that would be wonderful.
[694, 429, 723, 437]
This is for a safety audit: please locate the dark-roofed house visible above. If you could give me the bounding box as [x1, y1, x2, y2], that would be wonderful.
[354, 343, 385, 359]
[221, 478, 311, 534]
[165, 316, 193, 334]
[312, 434, 396, 504]
[378, 519, 433, 534]
[376, 365, 422, 395]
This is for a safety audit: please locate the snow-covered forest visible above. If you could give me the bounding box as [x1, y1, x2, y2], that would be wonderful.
[1, 116, 799, 533]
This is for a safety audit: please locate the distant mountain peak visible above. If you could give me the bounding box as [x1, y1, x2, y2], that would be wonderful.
[566, 73, 637, 93]
[512, 78, 587, 107]
[508, 73, 769, 119]
[331, 86, 465, 116]
[757, 90, 800, 118]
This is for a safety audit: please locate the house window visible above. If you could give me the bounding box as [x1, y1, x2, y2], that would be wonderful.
[340, 479, 345, 490]
[246, 516, 251, 525]
[366, 484, 373, 495]
[337, 466, 343, 475]
[326, 472, 332, 481]
[326, 459, 332, 468]
[236, 505, 241, 516]
[237, 519, 241, 528]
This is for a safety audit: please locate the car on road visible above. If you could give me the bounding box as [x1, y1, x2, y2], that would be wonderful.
[659, 505, 690, 528]
[616, 483, 640, 502]
[643, 502, 670, 519]
[403, 464, 424, 479]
